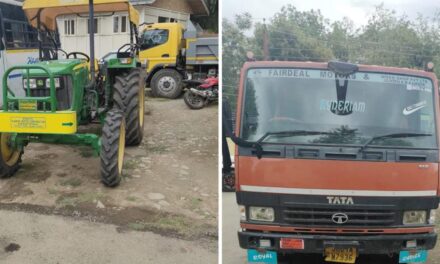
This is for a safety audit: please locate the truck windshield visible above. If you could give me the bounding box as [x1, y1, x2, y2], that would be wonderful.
[241, 68, 437, 149]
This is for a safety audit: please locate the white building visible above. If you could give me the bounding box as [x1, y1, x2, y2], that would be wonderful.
[57, 0, 209, 58]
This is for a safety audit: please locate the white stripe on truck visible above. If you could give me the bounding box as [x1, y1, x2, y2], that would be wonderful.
[240, 185, 437, 197]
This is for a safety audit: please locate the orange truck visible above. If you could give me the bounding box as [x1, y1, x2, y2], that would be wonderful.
[224, 61, 439, 263]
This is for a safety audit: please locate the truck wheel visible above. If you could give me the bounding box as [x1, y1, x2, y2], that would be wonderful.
[0, 133, 22, 178]
[183, 90, 206, 109]
[151, 69, 183, 99]
[113, 69, 145, 146]
[100, 110, 126, 187]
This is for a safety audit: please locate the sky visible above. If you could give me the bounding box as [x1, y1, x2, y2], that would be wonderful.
[222, 0, 440, 27]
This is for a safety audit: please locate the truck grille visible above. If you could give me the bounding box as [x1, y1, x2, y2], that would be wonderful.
[283, 207, 397, 226]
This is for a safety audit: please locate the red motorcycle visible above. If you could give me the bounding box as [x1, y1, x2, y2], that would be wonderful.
[183, 76, 218, 109]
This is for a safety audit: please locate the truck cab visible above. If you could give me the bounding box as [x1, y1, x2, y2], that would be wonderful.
[229, 60, 439, 263]
[139, 22, 218, 98]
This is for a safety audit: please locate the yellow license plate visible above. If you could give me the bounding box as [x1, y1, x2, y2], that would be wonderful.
[325, 247, 357, 263]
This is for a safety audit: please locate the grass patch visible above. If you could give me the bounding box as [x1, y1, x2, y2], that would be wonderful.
[146, 145, 168, 153]
[127, 215, 191, 236]
[59, 178, 83, 187]
[47, 188, 58, 195]
[124, 159, 140, 170]
[55, 192, 106, 208]
[126, 196, 137, 202]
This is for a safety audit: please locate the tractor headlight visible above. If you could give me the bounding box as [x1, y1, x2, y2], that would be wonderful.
[119, 58, 132, 64]
[45, 78, 61, 89]
[23, 78, 37, 89]
[249, 206, 275, 222]
[403, 210, 427, 225]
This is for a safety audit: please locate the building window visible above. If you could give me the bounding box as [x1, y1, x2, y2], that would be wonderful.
[113, 16, 128, 33]
[64, 19, 75, 35]
[121, 16, 127, 33]
[87, 18, 98, 34]
[140, 29, 169, 50]
[158, 16, 168, 23]
[113, 16, 119, 33]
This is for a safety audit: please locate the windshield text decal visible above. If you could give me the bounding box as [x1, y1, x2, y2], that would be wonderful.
[320, 99, 366, 113]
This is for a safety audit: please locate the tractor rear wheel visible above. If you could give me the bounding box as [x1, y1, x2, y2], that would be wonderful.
[113, 69, 145, 146]
[0, 133, 22, 178]
[100, 110, 126, 187]
[151, 69, 183, 99]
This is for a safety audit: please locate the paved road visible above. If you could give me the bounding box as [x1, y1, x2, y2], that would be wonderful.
[0, 210, 216, 264]
[223, 192, 440, 264]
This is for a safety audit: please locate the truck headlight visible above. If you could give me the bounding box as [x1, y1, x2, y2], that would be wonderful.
[45, 78, 60, 89]
[428, 210, 436, 225]
[249, 206, 274, 222]
[23, 78, 36, 89]
[403, 210, 427, 225]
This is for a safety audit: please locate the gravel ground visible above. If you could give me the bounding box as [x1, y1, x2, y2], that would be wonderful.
[0, 96, 218, 263]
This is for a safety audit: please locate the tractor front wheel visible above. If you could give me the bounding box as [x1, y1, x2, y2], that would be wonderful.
[151, 69, 183, 99]
[113, 69, 145, 146]
[100, 110, 126, 187]
[0, 133, 22, 178]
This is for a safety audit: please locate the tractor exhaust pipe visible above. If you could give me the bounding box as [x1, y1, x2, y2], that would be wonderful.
[88, 0, 95, 82]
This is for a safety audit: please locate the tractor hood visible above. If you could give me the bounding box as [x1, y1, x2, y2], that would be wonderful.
[24, 59, 87, 77]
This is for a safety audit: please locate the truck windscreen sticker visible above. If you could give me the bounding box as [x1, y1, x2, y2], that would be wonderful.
[403, 101, 427, 115]
[248, 69, 432, 91]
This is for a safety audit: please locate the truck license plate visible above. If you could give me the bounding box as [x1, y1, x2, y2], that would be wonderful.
[399, 250, 428, 263]
[324, 247, 356, 263]
[247, 249, 277, 263]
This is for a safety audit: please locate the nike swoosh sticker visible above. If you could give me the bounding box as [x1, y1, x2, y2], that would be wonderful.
[403, 101, 426, 115]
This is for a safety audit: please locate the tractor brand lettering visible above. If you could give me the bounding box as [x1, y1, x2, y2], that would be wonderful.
[268, 69, 310, 78]
[320, 99, 366, 113]
[327, 196, 354, 205]
[10, 117, 46, 129]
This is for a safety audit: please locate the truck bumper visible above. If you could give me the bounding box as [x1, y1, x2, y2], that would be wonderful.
[238, 230, 437, 254]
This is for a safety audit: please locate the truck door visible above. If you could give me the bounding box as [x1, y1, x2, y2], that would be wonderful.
[139, 25, 179, 73]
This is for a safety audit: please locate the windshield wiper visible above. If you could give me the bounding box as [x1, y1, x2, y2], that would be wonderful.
[253, 130, 332, 158]
[358, 132, 432, 153]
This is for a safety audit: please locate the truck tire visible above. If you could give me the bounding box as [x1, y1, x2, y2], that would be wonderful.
[0, 133, 22, 178]
[151, 69, 183, 99]
[100, 110, 126, 187]
[113, 69, 145, 146]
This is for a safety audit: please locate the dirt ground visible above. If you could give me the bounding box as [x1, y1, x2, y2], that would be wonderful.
[223, 192, 440, 264]
[0, 97, 218, 263]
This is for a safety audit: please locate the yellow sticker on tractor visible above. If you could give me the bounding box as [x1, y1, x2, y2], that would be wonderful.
[10, 117, 46, 129]
[18, 100, 37, 111]
[0, 111, 77, 134]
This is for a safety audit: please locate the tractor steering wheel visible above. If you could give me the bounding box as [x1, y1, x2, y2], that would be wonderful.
[67, 52, 90, 62]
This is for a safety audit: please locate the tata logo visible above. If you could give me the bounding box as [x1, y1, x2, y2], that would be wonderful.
[332, 213, 349, 224]
[327, 196, 354, 205]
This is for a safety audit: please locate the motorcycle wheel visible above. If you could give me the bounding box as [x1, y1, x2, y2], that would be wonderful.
[183, 90, 206, 110]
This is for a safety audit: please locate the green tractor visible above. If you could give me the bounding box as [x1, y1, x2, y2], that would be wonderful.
[0, 0, 146, 187]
